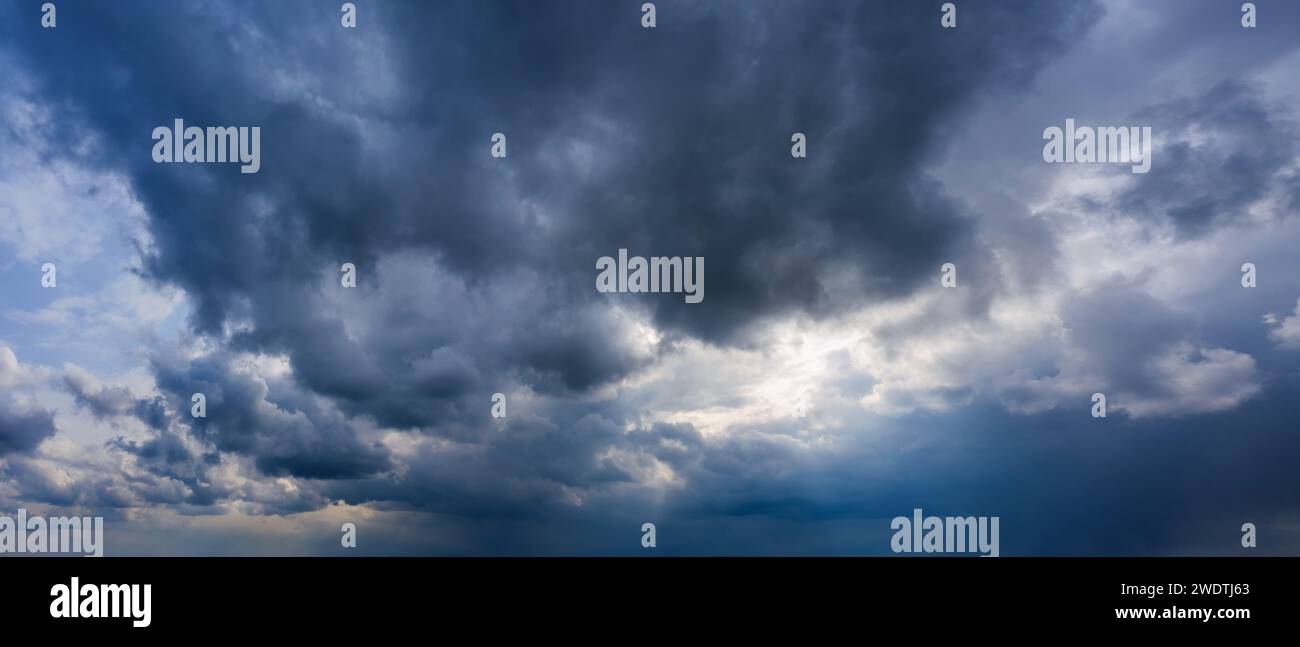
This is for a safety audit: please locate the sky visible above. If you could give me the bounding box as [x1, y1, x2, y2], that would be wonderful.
[1, 0, 1299, 555]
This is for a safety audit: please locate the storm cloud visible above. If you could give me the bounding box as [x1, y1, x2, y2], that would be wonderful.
[1, 0, 1299, 555]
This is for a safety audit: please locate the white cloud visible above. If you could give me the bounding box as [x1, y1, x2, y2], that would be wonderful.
[1265, 299, 1300, 351]
[1118, 344, 1261, 418]
[0, 94, 149, 266]
[0, 345, 48, 388]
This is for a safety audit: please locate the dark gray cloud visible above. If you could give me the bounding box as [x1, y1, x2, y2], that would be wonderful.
[4, 0, 1103, 497]
[2, 0, 1100, 384]
[149, 350, 392, 480]
[1117, 81, 1300, 237]
[0, 398, 56, 456]
[1061, 280, 1196, 395]
[3, 0, 1300, 556]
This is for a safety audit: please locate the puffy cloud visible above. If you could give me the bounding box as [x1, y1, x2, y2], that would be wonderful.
[63, 363, 136, 418]
[0, 347, 57, 456]
[1265, 300, 1300, 351]
[1116, 81, 1300, 237]
[0, 398, 56, 457]
[0, 345, 45, 389]
[150, 350, 392, 480]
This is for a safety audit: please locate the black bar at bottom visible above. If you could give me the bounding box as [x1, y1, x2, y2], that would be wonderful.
[2, 557, 1287, 636]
